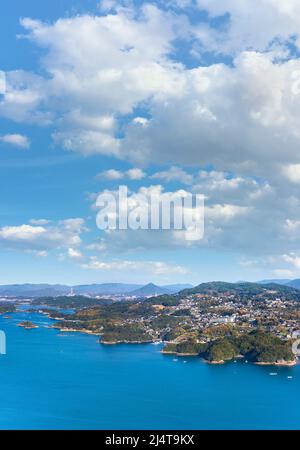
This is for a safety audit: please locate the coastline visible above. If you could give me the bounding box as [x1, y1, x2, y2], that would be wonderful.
[101, 340, 153, 345]
[17, 313, 298, 369]
[57, 328, 100, 336]
[161, 348, 298, 367]
[2, 311, 300, 430]
[255, 359, 297, 367]
[17, 323, 39, 330]
[56, 327, 152, 344]
[161, 350, 199, 356]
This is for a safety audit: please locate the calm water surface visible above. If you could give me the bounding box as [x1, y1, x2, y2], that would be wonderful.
[0, 310, 299, 430]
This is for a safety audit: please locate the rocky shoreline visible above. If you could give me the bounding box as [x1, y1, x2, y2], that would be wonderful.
[56, 327, 152, 344]
[58, 328, 99, 336]
[18, 321, 39, 330]
[161, 348, 298, 367]
[101, 340, 153, 345]
[255, 359, 297, 367]
[161, 349, 199, 356]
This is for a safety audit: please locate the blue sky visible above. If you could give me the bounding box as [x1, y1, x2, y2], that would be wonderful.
[1, 0, 300, 285]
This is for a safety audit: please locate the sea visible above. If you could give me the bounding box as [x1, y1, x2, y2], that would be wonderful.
[0, 308, 299, 430]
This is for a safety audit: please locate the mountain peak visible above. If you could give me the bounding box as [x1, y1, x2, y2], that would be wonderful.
[129, 283, 170, 297]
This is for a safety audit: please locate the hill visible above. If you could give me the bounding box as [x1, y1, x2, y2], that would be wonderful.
[0, 282, 189, 297]
[0, 284, 69, 297]
[259, 279, 292, 285]
[258, 278, 300, 290]
[180, 281, 300, 296]
[130, 283, 171, 297]
[286, 279, 300, 289]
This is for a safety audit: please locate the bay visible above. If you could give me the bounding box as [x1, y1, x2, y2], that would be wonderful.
[0, 310, 299, 430]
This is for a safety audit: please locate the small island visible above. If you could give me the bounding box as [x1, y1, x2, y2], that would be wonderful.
[18, 321, 39, 330]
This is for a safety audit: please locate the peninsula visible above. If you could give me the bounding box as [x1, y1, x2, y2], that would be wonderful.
[28, 281, 300, 366]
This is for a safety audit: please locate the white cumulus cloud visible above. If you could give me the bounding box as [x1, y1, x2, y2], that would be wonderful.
[0, 134, 30, 149]
[0, 219, 86, 253]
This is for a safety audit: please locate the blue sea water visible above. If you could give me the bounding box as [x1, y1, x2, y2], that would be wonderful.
[0, 309, 299, 430]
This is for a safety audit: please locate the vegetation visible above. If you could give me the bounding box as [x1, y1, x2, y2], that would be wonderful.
[163, 332, 295, 363]
[181, 281, 300, 300]
[0, 304, 15, 314]
[235, 332, 295, 363]
[101, 325, 152, 344]
[145, 294, 181, 306]
[204, 339, 237, 362]
[18, 321, 38, 329]
[29, 281, 299, 366]
[163, 340, 207, 355]
[32, 295, 113, 309]
[204, 332, 295, 363]
[150, 315, 182, 330]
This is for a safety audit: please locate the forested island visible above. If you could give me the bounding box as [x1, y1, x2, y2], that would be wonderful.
[17, 321, 39, 329]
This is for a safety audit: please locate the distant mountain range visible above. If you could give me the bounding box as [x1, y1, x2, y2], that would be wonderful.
[180, 281, 300, 296]
[0, 282, 193, 298]
[4, 278, 300, 299]
[258, 279, 300, 289]
[73, 284, 142, 295]
[0, 284, 69, 297]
